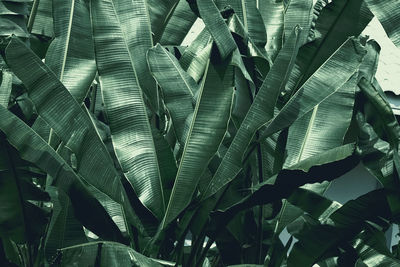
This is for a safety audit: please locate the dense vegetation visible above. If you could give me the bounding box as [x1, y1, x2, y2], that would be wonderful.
[1, 0, 400, 266]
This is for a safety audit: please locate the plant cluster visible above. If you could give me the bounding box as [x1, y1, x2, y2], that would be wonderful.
[1, 0, 400, 266]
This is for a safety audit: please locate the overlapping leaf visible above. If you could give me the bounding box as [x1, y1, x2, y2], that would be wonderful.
[5, 37, 124, 211]
[91, 0, 165, 220]
[161, 56, 235, 227]
[159, 0, 197, 45]
[45, 0, 96, 102]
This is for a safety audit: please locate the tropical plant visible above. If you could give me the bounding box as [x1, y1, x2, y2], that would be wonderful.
[1, 0, 400, 266]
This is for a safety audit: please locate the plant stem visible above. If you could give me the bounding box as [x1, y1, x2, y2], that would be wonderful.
[27, 0, 41, 33]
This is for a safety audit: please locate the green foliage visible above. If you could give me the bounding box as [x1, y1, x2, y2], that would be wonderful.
[0, 0, 400, 266]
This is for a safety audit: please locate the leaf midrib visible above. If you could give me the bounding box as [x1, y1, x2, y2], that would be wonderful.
[162, 59, 211, 228]
[60, 0, 75, 82]
[108, 0, 165, 215]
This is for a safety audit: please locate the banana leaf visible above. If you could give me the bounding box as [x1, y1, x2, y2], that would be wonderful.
[229, 0, 267, 47]
[91, 0, 158, 112]
[358, 78, 400, 148]
[161, 55, 235, 228]
[45, 0, 96, 103]
[0, 14, 28, 39]
[287, 189, 399, 266]
[147, 0, 180, 43]
[0, 105, 131, 249]
[258, 0, 284, 61]
[148, 44, 197, 143]
[215, 144, 358, 219]
[206, 37, 365, 198]
[201, 27, 302, 200]
[55, 241, 162, 266]
[352, 229, 400, 267]
[44, 186, 87, 263]
[363, 0, 400, 48]
[0, 0, 28, 43]
[0, 138, 49, 244]
[284, 74, 357, 167]
[159, 0, 197, 45]
[285, 0, 373, 96]
[30, 0, 53, 38]
[197, 0, 236, 59]
[91, 0, 165, 220]
[5, 37, 127, 214]
[0, 1, 28, 16]
[284, 0, 313, 46]
[179, 28, 213, 82]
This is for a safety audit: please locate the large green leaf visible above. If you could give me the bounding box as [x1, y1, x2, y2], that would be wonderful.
[285, 0, 373, 96]
[45, 0, 96, 103]
[159, 0, 197, 45]
[230, 0, 267, 47]
[179, 28, 213, 82]
[216, 144, 357, 217]
[363, 0, 400, 48]
[197, 0, 237, 59]
[358, 78, 400, 148]
[55, 241, 162, 266]
[30, 0, 54, 38]
[283, 0, 313, 46]
[258, 0, 284, 61]
[287, 189, 399, 266]
[203, 37, 365, 200]
[5, 37, 124, 212]
[147, 44, 197, 143]
[161, 55, 235, 228]
[0, 1, 28, 41]
[91, 0, 165, 220]
[284, 74, 357, 167]
[0, 105, 129, 250]
[147, 0, 180, 43]
[200, 27, 301, 200]
[92, 0, 157, 111]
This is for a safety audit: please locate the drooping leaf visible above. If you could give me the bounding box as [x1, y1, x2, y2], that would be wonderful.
[0, 105, 133, 249]
[197, 0, 237, 59]
[283, 0, 313, 46]
[147, 0, 180, 43]
[45, 0, 96, 103]
[159, 0, 197, 45]
[91, 0, 165, 220]
[216, 144, 358, 218]
[5, 37, 126, 214]
[358, 78, 400, 148]
[229, 0, 267, 47]
[55, 241, 162, 266]
[287, 189, 398, 266]
[258, 0, 284, 61]
[284, 0, 373, 97]
[0, 1, 28, 44]
[179, 28, 213, 82]
[363, 0, 400, 48]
